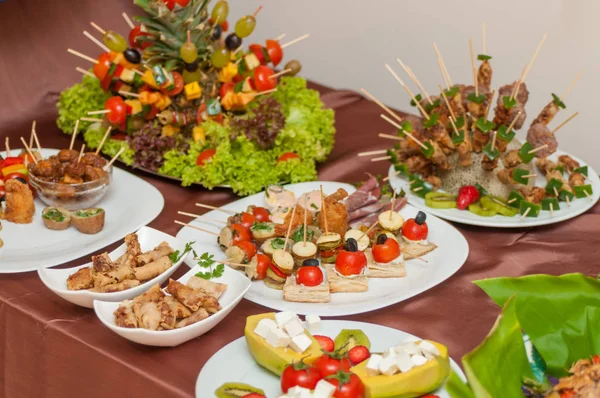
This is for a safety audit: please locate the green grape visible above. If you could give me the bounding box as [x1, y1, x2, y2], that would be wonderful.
[180, 42, 198, 63]
[104, 31, 127, 53]
[182, 68, 203, 84]
[211, 46, 230, 68]
[211, 0, 229, 23]
[235, 16, 256, 38]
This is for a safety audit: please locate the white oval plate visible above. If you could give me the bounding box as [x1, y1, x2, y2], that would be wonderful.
[195, 320, 465, 398]
[0, 149, 164, 273]
[176, 181, 469, 317]
[38, 226, 188, 308]
[93, 262, 251, 347]
[388, 150, 599, 228]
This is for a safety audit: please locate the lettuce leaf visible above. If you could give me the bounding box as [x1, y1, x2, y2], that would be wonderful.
[57, 75, 110, 135]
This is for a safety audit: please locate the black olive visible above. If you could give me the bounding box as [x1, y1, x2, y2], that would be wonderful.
[302, 258, 319, 267]
[415, 211, 427, 225]
[376, 234, 388, 245]
[345, 238, 358, 252]
[185, 60, 199, 72]
[212, 24, 222, 40]
[225, 33, 242, 51]
[124, 48, 141, 64]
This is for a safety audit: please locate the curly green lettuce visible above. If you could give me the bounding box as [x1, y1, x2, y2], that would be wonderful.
[83, 123, 134, 165]
[275, 158, 317, 183]
[57, 75, 110, 135]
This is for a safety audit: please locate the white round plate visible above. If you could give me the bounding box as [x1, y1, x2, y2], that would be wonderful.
[0, 149, 164, 273]
[388, 150, 599, 228]
[195, 320, 465, 397]
[176, 181, 469, 317]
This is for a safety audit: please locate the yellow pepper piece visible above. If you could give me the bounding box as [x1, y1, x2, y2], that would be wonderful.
[155, 93, 172, 111]
[124, 99, 143, 115]
[161, 125, 180, 137]
[218, 62, 239, 83]
[141, 70, 159, 89]
[221, 91, 256, 111]
[184, 81, 202, 100]
[192, 126, 206, 143]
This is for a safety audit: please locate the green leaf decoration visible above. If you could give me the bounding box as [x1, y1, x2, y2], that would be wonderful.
[551, 93, 566, 109]
[424, 99, 441, 114]
[477, 54, 492, 61]
[409, 93, 423, 107]
[423, 113, 440, 129]
[444, 86, 460, 98]
[503, 96, 517, 109]
[467, 93, 486, 104]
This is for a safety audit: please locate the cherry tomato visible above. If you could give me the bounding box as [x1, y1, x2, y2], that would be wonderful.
[266, 39, 283, 66]
[593, 355, 600, 364]
[240, 212, 257, 230]
[313, 354, 351, 378]
[251, 206, 270, 222]
[20, 153, 36, 165]
[144, 104, 159, 121]
[254, 253, 271, 280]
[372, 237, 401, 264]
[253, 65, 277, 92]
[249, 44, 267, 65]
[327, 371, 365, 398]
[230, 223, 252, 243]
[220, 20, 229, 32]
[281, 361, 322, 393]
[335, 250, 367, 277]
[162, 0, 175, 10]
[559, 391, 576, 398]
[421, 395, 440, 398]
[269, 261, 288, 278]
[105, 96, 127, 125]
[93, 52, 112, 80]
[402, 219, 428, 241]
[129, 26, 152, 49]
[233, 240, 256, 261]
[196, 149, 216, 166]
[220, 82, 235, 99]
[297, 266, 323, 287]
[163, 71, 184, 96]
[196, 103, 207, 125]
[277, 152, 300, 163]
[320, 248, 339, 259]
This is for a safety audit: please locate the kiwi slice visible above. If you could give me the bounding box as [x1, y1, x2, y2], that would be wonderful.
[334, 329, 371, 353]
[215, 382, 264, 398]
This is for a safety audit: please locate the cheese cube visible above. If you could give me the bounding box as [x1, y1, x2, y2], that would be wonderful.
[192, 126, 206, 143]
[161, 125, 180, 137]
[275, 311, 297, 327]
[283, 318, 305, 338]
[365, 354, 382, 376]
[184, 81, 202, 100]
[396, 342, 421, 356]
[244, 53, 260, 71]
[288, 386, 312, 398]
[395, 351, 414, 373]
[378, 356, 399, 376]
[305, 314, 321, 333]
[124, 99, 142, 115]
[289, 333, 312, 354]
[266, 327, 290, 348]
[411, 354, 428, 367]
[419, 341, 441, 357]
[254, 318, 277, 339]
[383, 347, 396, 358]
[313, 379, 336, 398]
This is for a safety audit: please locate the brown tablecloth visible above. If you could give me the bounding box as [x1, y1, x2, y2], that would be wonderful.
[1, 1, 600, 397]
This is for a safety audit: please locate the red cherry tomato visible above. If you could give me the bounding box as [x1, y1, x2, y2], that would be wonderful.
[254, 253, 271, 280]
[281, 362, 322, 393]
[144, 104, 159, 121]
[241, 394, 264, 398]
[105, 96, 127, 125]
[421, 395, 441, 398]
[230, 223, 252, 243]
[93, 52, 112, 80]
[313, 354, 351, 378]
[240, 212, 257, 230]
[220, 82, 235, 99]
[251, 206, 270, 222]
[335, 250, 367, 277]
[277, 152, 300, 163]
[196, 103, 207, 125]
[163, 71, 184, 96]
[327, 371, 365, 398]
[220, 20, 229, 32]
[249, 44, 267, 65]
[372, 237, 401, 264]
[269, 261, 288, 278]
[162, 0, 175, 10]
[196, 149, 216, 166]
[593, 355, 600, 364]
[266, 39, 283, 66]
[402, 219, 428, 241]
[253, 65, 277, 92]
[297, 266, 323, 287]
[128, 26, 153, 49]
[234, 240, 257, 261]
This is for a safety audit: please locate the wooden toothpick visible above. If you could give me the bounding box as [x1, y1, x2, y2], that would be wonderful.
[269, 69, 292, 79]
[397, 58, 433, 105]
[320, 185, 328, 234]
[67, 48, 99, 64]
[385, 64, 430, 120]
[83, 30, 110, 52]
[560, 69, 584, 100]
[95, 126, 112, 155]
[284, 205, 298, 249]
[69, 119, 79, 151]
[528, 145, 547, 155]
[438, 84, 457, 121]
[551, 112, 579, 135]
[103, 147, 125, 170]
[174, 220, 219, 236]
[358, 149, 388, 157]
[371, 156, 392, 162]
[520, 207, 531, 219]
[281, 34, 310, 49]
[469, 38, 478, 96]
[379, 115, 428, 150]
[89, 22, 106, 35]
[122, 12, 135, 29]
[433, 42, 453, 87]
[19, 137, 38, 164]
[360, 88, 404, 123]
[389, 189, 397, 220]
[195, 203, 236, 215]
[76, 67, 96, 78]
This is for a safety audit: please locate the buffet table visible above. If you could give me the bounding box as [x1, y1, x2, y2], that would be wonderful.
[1, 1, 599, 397]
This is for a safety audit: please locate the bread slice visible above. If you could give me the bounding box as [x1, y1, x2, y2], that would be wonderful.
[402, 241, 437, 260]
[283, 276, 331, 303]
[364, 249, 406, 278]
[324, 264, 368, 293]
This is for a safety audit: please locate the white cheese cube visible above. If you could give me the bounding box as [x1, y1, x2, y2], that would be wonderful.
[313, 379, 336, 398]
[305, 314, 321, 333]
[290, 333, 312, 354]
[288, 386, 312, 398]
[254, 318, 278, 339]
[283, 318, 306, 338]
[419, 340, 441, 357]
[396, 342, 421, 356]
[365, 354, 382, 376]
[266, 327, 290, 348]
[378, 356, 399, 376]
[411, 354, 429, 367]
[395, 351, 414, 373]
[275, 311, 297, 327]
[383, 347, 396, 358]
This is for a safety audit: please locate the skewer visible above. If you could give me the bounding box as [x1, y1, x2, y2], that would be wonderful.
[103, 147, 125, 170]
[269, 69, 292, 79]
[371, 156, 392, 162]
[553, 187, 559, 197]
[303, 196, 308, 246]
[283, 205, 297, 249]
[510, 64, 527, 100]
[95, 126, 112, 155]
[389, 189, 397, 221]
[358, 149, 388, 157]
[122, 12, 135, 29]
[385, 64, 430, 120]
[512, 33, 548, 100]
[174, 220, 219, 236]
[29, 120, 36, 149]
[397, 58, 433, 105]
[520, 207, 531, 219]
[132, 69, 144, 76]
[253, 88, 278, 97]
[118, 90, 140, 98]
[490, 131, 497, 152]
[435, 55, 450, 89]
[507, 198, 517, 204]
[253, 5, 263, 18]
[19, 137, 38, 164]
[413, 187, 423, 192]
[76, 67, 96, 78]
[358, 220, 378, 241]
[382, 171, 399, 182]
[565, 194, 571, 207]
[89, 22, 106, 35]
[195, 202, 236, 215]
[67, 48, 99, 64]
[69, 120, 80, 151]
[522, 173, 538, 178]
[274, 33, 286, 41]
[281, 34, 310, 49]
[5, 137, 11, 157]
[360, 88, 404, 123]
[469, 38, 478, 96]
[528, 145, 547, 155]
[438, 84, 457, 121]
[177, 211, 227, 224]
[484, 90, 496, 120]
[433, 43, 453, 87]
[215, 259, 252, 268]
[379, 118, 428, 150]
[549, 202, 554, 216]
[77, 144, 86, 164]
[560, 69, 584, 99]
[87, 109, 110, 115]
[551, 112, 579, 135]
[320, 185, 329, 234]
[585, 190, 593, 201]
[80, 117, 104, 122]
[448, 116, 460, 136]
[32, 132, 42, 154]
[83, 30, 110, 52]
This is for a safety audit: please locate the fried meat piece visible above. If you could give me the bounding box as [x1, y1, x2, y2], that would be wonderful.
[175, 308, 209, 328]
[558, 155, 580, 172]
[527, 123, 558, 158]
[186, 276, 228, 299]
[519, 186, 546, 204]
[114, 301, 138, 328]
[90, 279, 140, 293]
[569, 172, 586, 187]
[477, 60, 492, 90]
[166, 279, 221, 313]
[163, 296, 192, 318]
[136, 241, 173, 266]
[532, 100, 560, 126]
[535, 158, 558, 175]
[503, 150, 522, 169]
[1, 180, 35, 224]
[274, 205, 314, 237]
[92, 252, 115, 272]
[67, 267, 94, 290]
[493, 81, 529, 130]
[317, 189, 349, 237]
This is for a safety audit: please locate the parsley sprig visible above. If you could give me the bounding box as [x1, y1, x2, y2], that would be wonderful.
[169, 241, 195, 263]
[193, 252, 225, 280]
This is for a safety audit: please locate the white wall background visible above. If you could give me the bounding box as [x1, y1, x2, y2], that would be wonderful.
[229, 0, 600, 168]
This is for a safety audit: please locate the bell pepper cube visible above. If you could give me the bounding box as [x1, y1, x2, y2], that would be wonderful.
[482, 142, 500, 160]
[508, 190, 524, 209]
[545, 178, 564, 195]
[409, 179, 432, 199]
[574, 165, 588, 177]
[124, 99, 142, 115]
[2, 164, 28, 177]
[554, 164, 565, 174]
[451, 129, 465, 145]
[184, 82, 202, 101]
[512, 168, 533, 185]
[519, 200, 541, 218]
[475, 118, 494, 133]
[503, 95, 517, 109]
[394, 163, 409, 176]
[574, 184, 593, 199]
[496, 125, 516, 142]
[386, 149, 399, 164]
[141, 70, 159, 89]
[423, 113, 440, 129]
[207, 98, 221, 116]
[559, 189, 575, 202]
[421, 141, 435, 159]
[541, 197, 560, 211]
[518, 142, 536, 164]
[192, 126, 206, 143]
[161, 125, 180, 137]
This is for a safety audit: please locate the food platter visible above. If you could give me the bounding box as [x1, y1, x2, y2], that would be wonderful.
[389, 149, 599, 228]
[195, 319, 465, 397]
[0, 149, 164, 273]
[176, 181, 469, 317]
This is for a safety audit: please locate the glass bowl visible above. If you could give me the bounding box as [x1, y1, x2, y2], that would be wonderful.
[28, 165, 113, 211]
